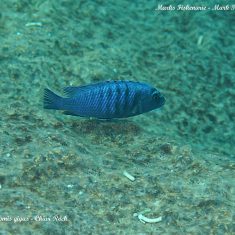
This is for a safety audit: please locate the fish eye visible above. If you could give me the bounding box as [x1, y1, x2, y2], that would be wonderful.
[152, 91, 160, 99]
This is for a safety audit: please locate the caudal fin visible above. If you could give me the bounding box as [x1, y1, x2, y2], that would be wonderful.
[43, 88, 63, 110]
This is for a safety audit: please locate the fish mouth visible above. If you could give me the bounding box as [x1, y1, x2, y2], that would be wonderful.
[159, 96, 165, 106]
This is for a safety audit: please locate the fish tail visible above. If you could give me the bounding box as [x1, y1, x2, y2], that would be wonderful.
[43, 88, 63, 110]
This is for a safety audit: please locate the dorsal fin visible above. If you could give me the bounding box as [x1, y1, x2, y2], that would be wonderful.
[63, 87, 82, 97]
[63, 85, 97, 97]
[63, 81, 112, 97]
[63, 81, 127, 97]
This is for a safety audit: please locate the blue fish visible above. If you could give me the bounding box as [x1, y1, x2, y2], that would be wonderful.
[43, 80, 165, 119]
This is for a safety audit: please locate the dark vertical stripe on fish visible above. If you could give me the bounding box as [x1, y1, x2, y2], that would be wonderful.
[107, 85, 113, 116]
[132, 89, 139, 114]
[114, 83, 121, 115]
[124, 82, 129, 115]
[117, 82, 122, 115]
[137, 90, 143, 114]
[97, 88, 103, 114]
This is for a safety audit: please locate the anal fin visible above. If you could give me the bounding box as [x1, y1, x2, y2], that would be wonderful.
[63, 111, 80, 116]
